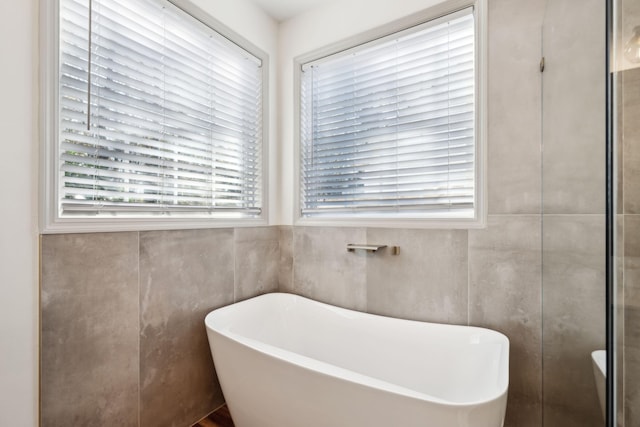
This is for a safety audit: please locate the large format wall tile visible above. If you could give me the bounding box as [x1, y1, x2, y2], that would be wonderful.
[487, 0, 544, 214]
[618, 75, 625, 216]
[139, 229, 234, 427]
[617, 215, 626, 425]
[542, 215, 605, 427]
[541, 0, 606, 214]
[624, 215, 640, 316]
[624, 215, 640, 427]
[469, 215, 542, 427]
[621, 52, 640, 427]
[278, 226, 294, 293]
[366, 228, 468, 324]
[234, 227, 279, 301]
[41, 232, 139, 427]
[625, 345, 640, 427]
[623, 68, 640, 214]
[293, 227, 367, 311]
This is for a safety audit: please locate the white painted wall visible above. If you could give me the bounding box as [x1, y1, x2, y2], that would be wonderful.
[0, 0, 39, 425]
[276, 0, 446, 224]
[191, 0, 280, 223]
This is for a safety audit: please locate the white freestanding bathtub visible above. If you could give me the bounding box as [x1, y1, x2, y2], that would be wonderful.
[204, 293, 509, 427]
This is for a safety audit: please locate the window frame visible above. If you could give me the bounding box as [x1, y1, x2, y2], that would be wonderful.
[40, 0, 270, 233]
[293, 0, 487, 229]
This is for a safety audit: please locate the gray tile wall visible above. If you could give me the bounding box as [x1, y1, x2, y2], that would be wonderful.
[279, 217, 545, 427]
[366, 228, 468, 325]
[234, 227, 280, 301]
[279, 219, 546, 427]
[623, 216, 640, 427]
[40, 227, 279, 427]
[486, 0, 543, 215]
[539, 0, 607, 426]
[469, 216, 542, 427]
[617, 215, 625, 425]
[622, 45, 640, 216]
[541, 0, 606, 216]
[541, 216, 606, 427]
[41, 233, 139, 427]
[621, 65, 640, 427]
[279, 213, 604, 427]
[139, 229, 234, 427]
[293, 227, 367, 311]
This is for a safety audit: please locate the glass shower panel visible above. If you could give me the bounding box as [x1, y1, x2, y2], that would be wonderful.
[613, 0, 640, 425]
[541, 0, 607, 426]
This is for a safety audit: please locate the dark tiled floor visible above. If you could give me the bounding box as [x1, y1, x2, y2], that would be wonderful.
[193, 405, 235, 427]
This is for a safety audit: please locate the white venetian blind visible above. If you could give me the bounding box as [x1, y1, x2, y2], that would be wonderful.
[300, 8, 476, 219]
[58, 0, 263, 217]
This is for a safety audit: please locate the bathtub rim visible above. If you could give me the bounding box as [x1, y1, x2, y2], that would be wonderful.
[205, 292, 509, 408]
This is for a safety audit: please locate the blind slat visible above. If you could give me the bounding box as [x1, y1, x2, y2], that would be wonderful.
[61, 107, 260, 158]
[311, 46, 474, 96]
[301, 10, 476, 218]
[59, 0, 263, 216]
[303, 166, 474, 187]
[310, 118, 474, 147]
[304, 135, 473, 161]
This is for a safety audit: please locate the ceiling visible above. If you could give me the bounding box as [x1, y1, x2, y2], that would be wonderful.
[248, 0, 327, 21]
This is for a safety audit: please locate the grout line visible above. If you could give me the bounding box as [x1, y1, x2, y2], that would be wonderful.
[191, 403, 225, 427]
[233, 228, 237, 303]
[364, 227, 368, 312]
[277, 227, 282, 293]
[291, 226, 296, 295]
[540, 20, 545, 419]
[538, 213, 544, 420]
[137, 231, 141, 427]
[38, 235, 42, 427]
[621, 214, 625, 425]
[467, 230, 470, 327]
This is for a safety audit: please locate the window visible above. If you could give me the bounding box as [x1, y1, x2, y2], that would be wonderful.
[43, 0, 267, 231]
[297, 3, 485, 226]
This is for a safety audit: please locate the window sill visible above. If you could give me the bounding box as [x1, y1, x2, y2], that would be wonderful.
[294, 216, 486, 230]
[40, 216, 269, 234]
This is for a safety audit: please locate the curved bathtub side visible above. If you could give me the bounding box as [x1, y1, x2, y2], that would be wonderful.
[204, 293, 509, 427]
[207, 329, 508, 427]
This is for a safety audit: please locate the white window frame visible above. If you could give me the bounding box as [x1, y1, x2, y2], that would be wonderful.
[293, 0, 487, 229]
[40, 0, 270, 233]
